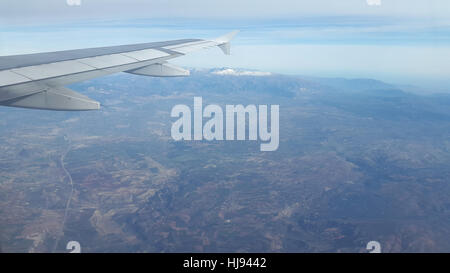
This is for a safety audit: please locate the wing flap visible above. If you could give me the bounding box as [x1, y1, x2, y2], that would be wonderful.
[0, 86, 100, 111]
[10, 60, 95, 81]
[164, 41, 218, 54]
[76, 54, 138, 69]
[0, 70, 31, 86]
[125, 62, 189, 77]
[121, 49, 169, 61]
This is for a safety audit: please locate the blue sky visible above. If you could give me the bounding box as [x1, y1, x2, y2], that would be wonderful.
[1, 0, 450, 91]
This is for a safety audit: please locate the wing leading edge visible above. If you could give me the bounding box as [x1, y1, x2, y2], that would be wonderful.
[0, 30, 239, 111]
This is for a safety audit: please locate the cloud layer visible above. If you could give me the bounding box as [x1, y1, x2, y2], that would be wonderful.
[1, 0, 449, 24]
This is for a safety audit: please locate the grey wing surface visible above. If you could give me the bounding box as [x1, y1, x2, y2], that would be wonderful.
[0, 31, 238, 111]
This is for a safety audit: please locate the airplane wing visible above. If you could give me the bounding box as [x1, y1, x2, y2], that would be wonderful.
[0, 30, 238, 111]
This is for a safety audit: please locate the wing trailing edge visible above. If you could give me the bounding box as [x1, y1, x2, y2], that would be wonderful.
[0, 86, 100, 111]
[125, 62, 190, 77]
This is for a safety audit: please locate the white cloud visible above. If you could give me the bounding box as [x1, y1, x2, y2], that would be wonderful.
[63, 117, 79, 123]
[366, 0, 381, 6]
[67, 0, 81, 6]
[212, 68, 272, 76]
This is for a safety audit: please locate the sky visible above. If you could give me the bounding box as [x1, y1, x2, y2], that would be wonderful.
[1, 0, 450, 91]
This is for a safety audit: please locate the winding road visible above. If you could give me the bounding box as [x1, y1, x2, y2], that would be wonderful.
[52, 138, 73, 253]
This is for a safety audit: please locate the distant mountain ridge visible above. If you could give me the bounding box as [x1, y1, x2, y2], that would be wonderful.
[191, 67, 404, 93]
